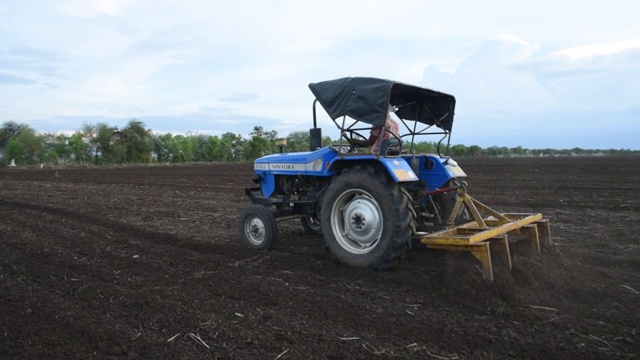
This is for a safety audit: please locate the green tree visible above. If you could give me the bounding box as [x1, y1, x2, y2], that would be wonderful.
[204, 136, 221, 161]
[250, 126, 278, 142]
[467, 145, 482, 157]
[4, 137, 23, 165]
[218, 137, 233, 162]
[96, 123, 117, 163]
[412, 141, 438, 154]
[246, 126, 277, 159]
[0, 121, 33, 150]
[3, 128, 45, 165]
[247, 125, 278, 158]
[151, 133, 173, 162]
[115, 120, 152, 163]
[82, 122, 117, 164]
[221, 132, 246, 161]
[498, 146, 510, 156]
[246, 135, 271, 159]
[193, 134, 218, 162]
[486, 146, 500, 156]
[449, 144, 467, 157]
[510, 146, 526, 156]
[286, 131, 311, 152]
[41, 133, 71, 164]
[68, 133, 90, 163]
[167, 134, 189, 162]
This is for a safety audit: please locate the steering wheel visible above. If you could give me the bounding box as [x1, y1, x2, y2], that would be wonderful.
[340, 130, 367, 148]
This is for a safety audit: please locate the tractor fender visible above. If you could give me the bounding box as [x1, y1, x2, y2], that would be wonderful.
[327, 156, 419, 183]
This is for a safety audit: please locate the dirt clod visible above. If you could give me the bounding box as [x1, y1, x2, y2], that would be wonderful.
[1, 156, 639, 359]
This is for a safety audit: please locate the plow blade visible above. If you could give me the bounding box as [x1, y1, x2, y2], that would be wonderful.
[420, 189, 551, 281]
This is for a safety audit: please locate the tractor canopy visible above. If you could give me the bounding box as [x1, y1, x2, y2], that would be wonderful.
[308, 77, 456, 132]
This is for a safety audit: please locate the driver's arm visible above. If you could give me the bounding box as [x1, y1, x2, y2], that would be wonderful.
[351, 127, 380, 147]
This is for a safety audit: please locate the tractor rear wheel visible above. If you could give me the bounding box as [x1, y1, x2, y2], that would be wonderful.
[321, 166, 414, 270]
[238, 204, 277, 250]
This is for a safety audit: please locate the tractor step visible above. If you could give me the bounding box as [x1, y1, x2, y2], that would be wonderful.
[419, 187, 551, 281]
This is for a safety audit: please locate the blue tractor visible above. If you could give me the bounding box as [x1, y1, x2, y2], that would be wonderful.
[239, 77, 550, 276]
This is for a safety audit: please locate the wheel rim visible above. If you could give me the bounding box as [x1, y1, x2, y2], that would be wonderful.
[244, 216, 266, 245]
[305, 216, 321, 231]
[331, 189, 383, 254]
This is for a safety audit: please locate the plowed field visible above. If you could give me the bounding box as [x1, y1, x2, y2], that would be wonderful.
[1, 156, 639, 359]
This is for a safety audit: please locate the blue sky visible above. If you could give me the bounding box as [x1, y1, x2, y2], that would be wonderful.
[1, 0, 639, 149]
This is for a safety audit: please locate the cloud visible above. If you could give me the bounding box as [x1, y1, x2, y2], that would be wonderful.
[122, 27, 203, 57]
[0, 47, 64, 79]
[554, 37, 640, 59]
[459, 34, 541, 70]
[29, 109, 276, 138]
[54, 0, 130, 17]
[0, 72, 35, 85]
[452, 106, 640, 149]
[220, 93, 260, 103]
[422, 35, 552, 115]
[420, 35, 640, 148]
[523, 45, 640, 110]
[2, 0, 640, 149]
[423, 35, 640, 112]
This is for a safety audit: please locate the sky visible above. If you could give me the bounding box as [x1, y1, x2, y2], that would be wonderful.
[1, 0, 639, 149]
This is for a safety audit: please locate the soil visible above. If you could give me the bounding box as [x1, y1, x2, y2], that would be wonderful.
[1, 155, 639, 360]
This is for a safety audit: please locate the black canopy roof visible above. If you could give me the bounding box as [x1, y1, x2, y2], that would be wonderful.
[308, 77, 456, 132]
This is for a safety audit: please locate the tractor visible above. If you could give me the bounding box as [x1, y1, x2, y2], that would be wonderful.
[238, 77, 550, 280]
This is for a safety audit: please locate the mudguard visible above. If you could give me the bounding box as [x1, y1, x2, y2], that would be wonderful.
[377, 157, 419, 182]
[399, 155, 467, 191]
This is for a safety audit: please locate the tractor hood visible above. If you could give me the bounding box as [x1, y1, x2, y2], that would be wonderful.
[308, 77, 456, 132]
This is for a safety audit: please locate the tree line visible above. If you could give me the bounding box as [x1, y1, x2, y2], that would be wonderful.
[0, 120, 333, 166]
[0, 120, 636, 167]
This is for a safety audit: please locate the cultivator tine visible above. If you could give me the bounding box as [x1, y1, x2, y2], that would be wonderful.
[422, 191, 550, 281]
[428, 242, 494, 281]
[537, 219, 551, 246]
[522, 224, 541, 252]
[516, 219, 552, 252]
[490, 235, 512, 270]
[462, 243, 494, 281]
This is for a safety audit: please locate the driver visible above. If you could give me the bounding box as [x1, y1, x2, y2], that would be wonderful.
[351, 104, 400, 154]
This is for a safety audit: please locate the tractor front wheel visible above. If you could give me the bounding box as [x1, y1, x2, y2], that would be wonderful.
[238, 204, 277, 250]
[321, 166, 414, 270]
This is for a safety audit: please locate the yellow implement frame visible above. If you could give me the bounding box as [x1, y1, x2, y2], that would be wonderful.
[420, 186, 551, 281]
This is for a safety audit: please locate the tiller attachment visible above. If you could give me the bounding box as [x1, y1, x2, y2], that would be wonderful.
[420, 185, 551, 281]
